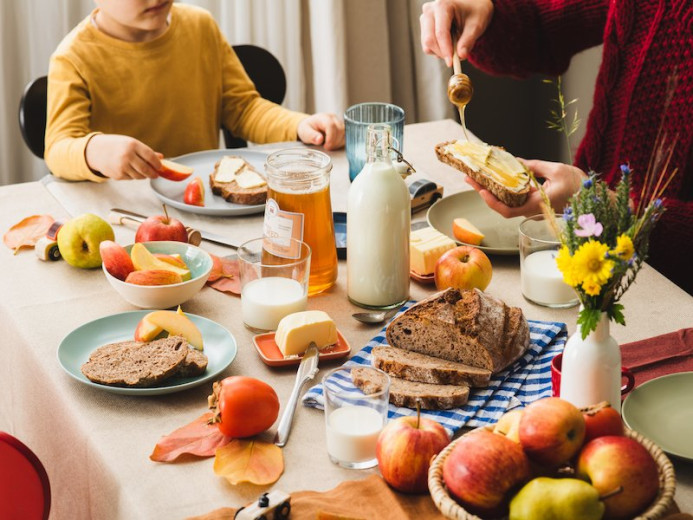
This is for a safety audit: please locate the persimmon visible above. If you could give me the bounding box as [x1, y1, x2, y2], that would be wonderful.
[209, 376, 279, 438]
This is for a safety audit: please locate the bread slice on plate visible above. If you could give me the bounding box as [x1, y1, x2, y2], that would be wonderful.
[371, 345, 491, 387]
[209, 155, 267, 205]
[176, 347, 209, 378]
[352, 367, 470, 410]
[81, 335, 188, 387]
[386, 288, 530, 374]
[435, 140, 530, 207]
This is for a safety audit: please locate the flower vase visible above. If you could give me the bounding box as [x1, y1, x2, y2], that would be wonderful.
[559, 312, 623, 412]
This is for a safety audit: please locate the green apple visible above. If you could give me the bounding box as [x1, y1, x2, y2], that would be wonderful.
[57, 214, 115, 268]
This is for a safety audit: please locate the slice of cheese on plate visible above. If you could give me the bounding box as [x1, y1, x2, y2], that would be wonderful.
[275, 310, 338, 356]
[214, 156, 247, 183]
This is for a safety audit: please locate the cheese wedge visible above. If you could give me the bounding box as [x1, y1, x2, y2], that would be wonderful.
[275, 310, 338, 356]
[410, 227, 456, 275]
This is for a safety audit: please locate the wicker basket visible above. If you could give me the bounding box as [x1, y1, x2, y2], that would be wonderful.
[428, 427, 676, 520]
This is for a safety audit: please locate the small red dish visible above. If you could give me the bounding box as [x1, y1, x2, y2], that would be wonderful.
[252, 330, 351, 367]
[410, 270, 436, 284]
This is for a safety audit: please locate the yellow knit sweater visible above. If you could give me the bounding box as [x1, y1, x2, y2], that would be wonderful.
[45, 4, 307, 182]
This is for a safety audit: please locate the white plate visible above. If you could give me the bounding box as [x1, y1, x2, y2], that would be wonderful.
[57, 311, 237, 396]
[150, 149, 267, 216]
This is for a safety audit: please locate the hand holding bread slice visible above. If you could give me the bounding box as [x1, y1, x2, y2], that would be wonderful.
[435, 140, 530, 207]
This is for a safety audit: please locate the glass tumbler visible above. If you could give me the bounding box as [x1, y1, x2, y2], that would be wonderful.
[264, 149, 337, 295]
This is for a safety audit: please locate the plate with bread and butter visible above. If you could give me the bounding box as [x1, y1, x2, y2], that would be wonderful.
[57, 310, 237, 395]
[150, 149, 268, 216]
[428, 139, 528, 255]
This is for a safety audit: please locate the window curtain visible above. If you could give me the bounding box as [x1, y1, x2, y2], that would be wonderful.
[0, 0, 453, 186]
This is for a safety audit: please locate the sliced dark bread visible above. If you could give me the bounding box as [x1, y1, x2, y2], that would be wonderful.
[81, 336, 188, 387]
[176, 347, 209, 378]
[385, 288, 530, 374]
[371, 346, 491, 387]
[434, 140, 529, 207]
[209, 156, 267, 205]
[352, 367, 469, 410]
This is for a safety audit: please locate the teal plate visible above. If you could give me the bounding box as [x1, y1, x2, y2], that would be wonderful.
[622, 371, 693, 461]
[58, 311, 237, 396]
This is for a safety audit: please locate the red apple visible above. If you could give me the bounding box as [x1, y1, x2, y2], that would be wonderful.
[376, 411, 450, 494]
[434, 245, 492, 292]
[157, 159, 193, 181]
[99, 240, 135, 281]
[443, 429, 531, 518]
[518, 397, 585, 467]
[576, 436, 660, 520]
[134, 206, 188, 243]
[582, 401, 624, 443]
[183, 177, 205, 207]
[124, 269, 183, 286]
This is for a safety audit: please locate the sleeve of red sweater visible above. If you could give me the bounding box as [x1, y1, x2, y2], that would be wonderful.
[469, 0, 609, 78]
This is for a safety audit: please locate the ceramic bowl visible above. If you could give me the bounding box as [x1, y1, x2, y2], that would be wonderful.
[103, 241, 212, 309]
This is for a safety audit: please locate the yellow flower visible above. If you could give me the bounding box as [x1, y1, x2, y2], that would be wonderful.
[571, 240, 614, 286]
[612, 234, 634, 261]
[582, 280, 603, 296]
[555, 246, 579, 286]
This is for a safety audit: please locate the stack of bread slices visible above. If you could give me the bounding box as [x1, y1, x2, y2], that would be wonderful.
[352, 288, 530, 410]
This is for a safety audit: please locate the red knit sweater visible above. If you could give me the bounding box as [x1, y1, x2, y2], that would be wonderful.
[469, 0, 693, 295]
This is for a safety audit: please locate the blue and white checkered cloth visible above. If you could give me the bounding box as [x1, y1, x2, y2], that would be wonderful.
[302, 300, 567, 437]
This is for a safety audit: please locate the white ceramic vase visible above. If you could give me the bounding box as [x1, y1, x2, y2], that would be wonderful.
[560, 312, 623, 412]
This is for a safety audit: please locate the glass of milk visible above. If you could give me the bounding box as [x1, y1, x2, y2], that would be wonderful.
[238, 237, 311, 332]
[322, 366, 390, 469]
[519, 214, 579, 308]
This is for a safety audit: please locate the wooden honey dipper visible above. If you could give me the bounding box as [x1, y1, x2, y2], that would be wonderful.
[447, 37, 473, 141]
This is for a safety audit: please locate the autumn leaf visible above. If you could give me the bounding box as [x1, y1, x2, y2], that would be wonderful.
[150, 412, 231, 462]
[207, 254, 240, 294]
[214, 439, 284, 485]
[3, 215, 54, 254]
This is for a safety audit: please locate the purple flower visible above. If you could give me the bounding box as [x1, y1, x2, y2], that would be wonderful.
[563, 207, 573, 222]
[574, 213, 603, 237]
[583, 179, 593, 189]
[620, 164, 631, 176]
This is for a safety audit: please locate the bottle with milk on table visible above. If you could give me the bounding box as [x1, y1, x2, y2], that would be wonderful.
[347, 123, 410, 309]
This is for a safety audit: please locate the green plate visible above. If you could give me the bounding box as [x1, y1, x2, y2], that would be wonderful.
[57, 311, 237, 396]
[622, 372, 693, 461]
[426, 190, 524, 255]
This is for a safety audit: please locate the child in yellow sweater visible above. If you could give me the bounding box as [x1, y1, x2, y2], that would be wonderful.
[45, 0, 344, 181]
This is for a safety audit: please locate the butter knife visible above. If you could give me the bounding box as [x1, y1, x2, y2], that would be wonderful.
[274, 344, 320, 447]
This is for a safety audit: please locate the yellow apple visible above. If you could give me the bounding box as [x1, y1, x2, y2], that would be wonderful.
[134, 316, 163, 342]
[493, 408, 523, 443]
[452, 217, 485, 246]
[434, 245, 493, 291]
[130, 243, 191, 280]
[143, 309, 203, 350]
[57, 214, 115, 269]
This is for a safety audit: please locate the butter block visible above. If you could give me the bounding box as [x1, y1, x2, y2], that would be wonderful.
[275, 310, 338, 356]
[235, 169, 266, 189]
[410, 227, 456, 275]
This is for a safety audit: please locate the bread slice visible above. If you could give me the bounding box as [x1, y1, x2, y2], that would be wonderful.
[435, 140, 530, 207]
[209, 155, 267, 205]
[385, 288, 530, 374]
[352, 367, 469, 410]
[175, 347, 209, 378]
[371, 346, 491, 387]
[81, 336, 188, 387]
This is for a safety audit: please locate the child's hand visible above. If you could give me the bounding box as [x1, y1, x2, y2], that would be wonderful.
[297, 113, 345, 151]
[85, 134, 163, 180]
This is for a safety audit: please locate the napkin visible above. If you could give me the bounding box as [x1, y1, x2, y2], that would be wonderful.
[621, 328, 693, 386]
[302, 300, 567, 436]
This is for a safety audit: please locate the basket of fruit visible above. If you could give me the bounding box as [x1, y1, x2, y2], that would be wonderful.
[428, 398, 676, 520]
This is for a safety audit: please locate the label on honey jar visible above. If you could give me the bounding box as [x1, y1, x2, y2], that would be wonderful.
[263, 199, 304, 259]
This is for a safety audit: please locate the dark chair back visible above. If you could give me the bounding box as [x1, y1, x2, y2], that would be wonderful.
[224, 44, 287, 148]
[17, 45, 287, 158]
[18, 76, 47, 159]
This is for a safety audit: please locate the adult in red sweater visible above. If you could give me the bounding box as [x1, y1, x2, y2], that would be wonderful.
[420, 0, 693, 295]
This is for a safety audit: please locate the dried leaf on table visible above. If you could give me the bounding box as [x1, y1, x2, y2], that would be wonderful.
[150, 412, 231, 462]
[206, 254, 240, 294]
[3, 215, 54, 254]
[214, 439, 284, 485]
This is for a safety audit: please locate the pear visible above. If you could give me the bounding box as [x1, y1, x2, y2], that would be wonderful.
[510, 477, 605, 520]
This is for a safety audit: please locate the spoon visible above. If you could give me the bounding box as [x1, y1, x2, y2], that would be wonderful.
[352, 303, 406, 324]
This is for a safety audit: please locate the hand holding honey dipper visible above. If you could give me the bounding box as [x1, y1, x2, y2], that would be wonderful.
[448, 33, 473, 140]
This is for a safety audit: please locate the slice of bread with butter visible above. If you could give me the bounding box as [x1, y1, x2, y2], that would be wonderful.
[275, 310, 338, 357]
[209, 155, 267, 205]
[435, 140, 530, 207]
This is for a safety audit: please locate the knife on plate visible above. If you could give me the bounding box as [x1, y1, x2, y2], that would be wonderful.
[274, 344, 320, 447]
[109, 208, 239, 249]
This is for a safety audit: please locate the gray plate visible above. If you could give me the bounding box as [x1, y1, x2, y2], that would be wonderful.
[57, 311, 237, 396]
[150, 149, 267, 216]
[426, 190, 523, 255]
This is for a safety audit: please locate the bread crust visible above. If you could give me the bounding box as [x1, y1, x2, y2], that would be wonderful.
[435, 141, 529, 207]
[209, 157, 267, 205]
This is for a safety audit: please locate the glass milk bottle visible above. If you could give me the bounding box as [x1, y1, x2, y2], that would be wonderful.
[347, 123, 410, 309]
[264, 149, 338, 295]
